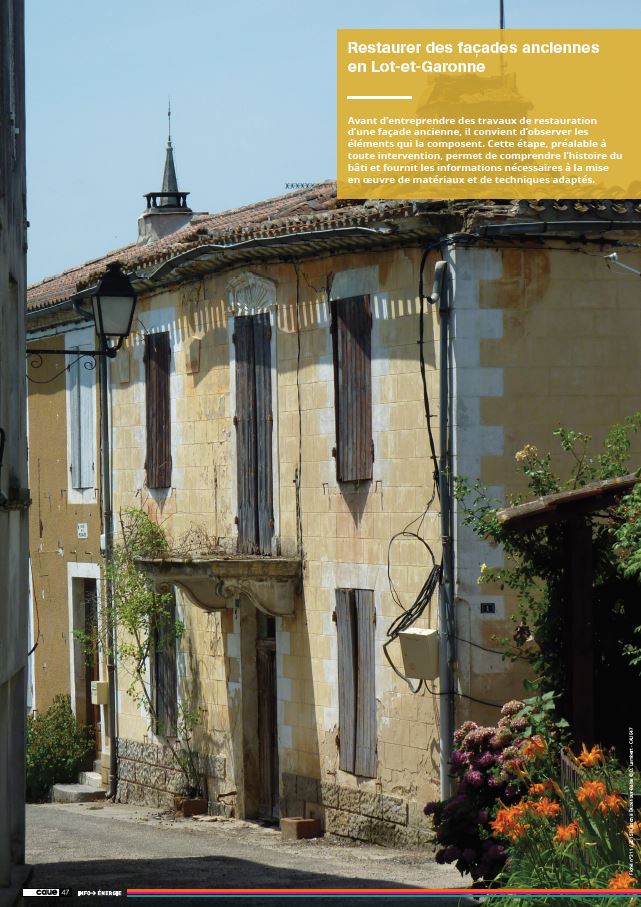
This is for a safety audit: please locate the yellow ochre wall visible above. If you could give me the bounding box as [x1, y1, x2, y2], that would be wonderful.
[27, 335, 103, 715]
[111, 246, 444, 841]
[451, 242, 641, 729]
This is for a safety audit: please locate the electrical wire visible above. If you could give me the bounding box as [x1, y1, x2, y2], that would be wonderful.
[27, 556, 40, 658]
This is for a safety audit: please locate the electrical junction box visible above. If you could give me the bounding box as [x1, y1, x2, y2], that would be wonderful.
[398, 628, 439, 680]
[91, 680, 109, 706]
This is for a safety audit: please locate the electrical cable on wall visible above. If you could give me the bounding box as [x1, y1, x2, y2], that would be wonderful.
[384, 237, 506, 709]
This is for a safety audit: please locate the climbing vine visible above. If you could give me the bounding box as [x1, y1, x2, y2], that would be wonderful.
[455, 415, 641, 715]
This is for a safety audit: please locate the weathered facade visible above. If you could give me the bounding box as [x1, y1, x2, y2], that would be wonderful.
[27, 178, 641, 845]
[26, 329, 105, 761]
[0, 0, 29, 898]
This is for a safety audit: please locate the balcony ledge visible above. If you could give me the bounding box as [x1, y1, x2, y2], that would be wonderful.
[135, 554, 302, 616]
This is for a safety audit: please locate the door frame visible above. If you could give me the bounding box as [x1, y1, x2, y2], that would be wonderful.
[226, 272, 280, 554]
[67, 562, 104, 739]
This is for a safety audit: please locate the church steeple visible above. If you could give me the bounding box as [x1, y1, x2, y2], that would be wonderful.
[138, 103, 193, 243]
[160, 101, 179, 205]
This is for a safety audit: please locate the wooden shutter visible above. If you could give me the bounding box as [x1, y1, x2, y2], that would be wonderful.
[253, 313, 273, 555]
[154, 591, 177, 736]
[354, 589, 376, 777]
[336, 588, 377, 777]
[69, 346, 95, 489]
[235, 316, 259, 553]
[145, 332, 172, 489]
[336, 589, 357, 773]
[331, 295, 373, 482]
[235, 313, 274, 555]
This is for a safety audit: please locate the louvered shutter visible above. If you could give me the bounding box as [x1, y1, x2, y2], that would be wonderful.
[253, 313, 273, 555]
[331, 295, 373, 482]
[235, 313, 274, 555]
[235, 316, 259, 553]
[69, 346, 95, 490]
[154, 591, 177, 736]
[336, 589, 357, 773]
[354, 589, 376, 777]
[145, 332, 172, 489]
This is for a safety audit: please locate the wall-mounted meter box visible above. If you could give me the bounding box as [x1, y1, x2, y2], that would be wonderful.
[90, 680, 109, 706]
[398, 628, 439, 680]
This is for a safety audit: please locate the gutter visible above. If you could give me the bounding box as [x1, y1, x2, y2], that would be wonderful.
[429, 259, 456, 800]
[475, 219, 641, 238]
[146, 225, 404, 282]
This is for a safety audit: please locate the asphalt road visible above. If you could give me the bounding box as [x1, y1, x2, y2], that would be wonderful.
[25, 803, 479, 907]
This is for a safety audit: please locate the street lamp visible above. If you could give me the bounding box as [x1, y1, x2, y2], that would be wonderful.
[92, 262, 138, 355]
[27, 261, 137, 360]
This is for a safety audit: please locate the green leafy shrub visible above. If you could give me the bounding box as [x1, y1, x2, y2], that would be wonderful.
[26, 695, 93, 801]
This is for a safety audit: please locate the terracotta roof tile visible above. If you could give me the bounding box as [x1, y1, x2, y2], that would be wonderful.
[28, 181, 358, 311]
[28, 185, 641, 313]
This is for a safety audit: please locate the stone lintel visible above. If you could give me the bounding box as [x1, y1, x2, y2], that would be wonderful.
[135, 555, 301, 616]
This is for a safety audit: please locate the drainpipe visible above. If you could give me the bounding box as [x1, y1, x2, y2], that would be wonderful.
[99, 351, 118, 798]
[431, 258, 456, 800]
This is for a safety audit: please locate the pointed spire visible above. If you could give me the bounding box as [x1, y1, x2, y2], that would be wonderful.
[161, 99, 179, 200]
[139, 103, 192, 242]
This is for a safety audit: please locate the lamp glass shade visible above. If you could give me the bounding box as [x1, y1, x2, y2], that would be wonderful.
[93, 294, 136, 339]
[92, 262, 137, 344]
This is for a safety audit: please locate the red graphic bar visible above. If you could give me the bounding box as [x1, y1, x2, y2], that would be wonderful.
[127, 888, 641, 896]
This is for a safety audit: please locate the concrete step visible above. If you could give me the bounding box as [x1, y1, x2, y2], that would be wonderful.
[52, 783, 107, 803]
[93, 759, 102, 774]
[79, 771, 103, 788]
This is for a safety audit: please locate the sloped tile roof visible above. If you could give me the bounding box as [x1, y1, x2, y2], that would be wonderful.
[28, 184, 641, 313]
[27, 181, 414, 312]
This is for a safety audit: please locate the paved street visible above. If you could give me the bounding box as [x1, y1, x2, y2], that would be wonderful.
[26, 803, 478, 907]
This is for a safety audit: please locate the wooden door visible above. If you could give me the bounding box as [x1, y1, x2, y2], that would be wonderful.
[235, 314, 273, 554]
[83, 579, 101, 758]
[256, 614, 278, 819]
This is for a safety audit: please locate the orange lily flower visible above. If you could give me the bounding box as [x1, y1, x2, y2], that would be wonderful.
[554, 821, 581, 843]
[529, 782, 547, 796]
[607, 871, 636, 890]
[577, 743, 605, 768]
[597, 793, 625, 814]
[521, 735, 547, 759]
[530, 797, 561, 819]
[576, 779, 607, 805]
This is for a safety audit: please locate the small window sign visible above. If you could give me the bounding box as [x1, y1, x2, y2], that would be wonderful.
[77, 522, 88, 539]
[480, 602, 496, 614]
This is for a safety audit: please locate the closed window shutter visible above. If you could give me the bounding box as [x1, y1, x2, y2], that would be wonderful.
[145, 332, 172, 489]
[253, 313, 273, 554]
[336, 589, 357, 773]
[354, 589, 376, 778]
[331, 295, 373, 482]
[69, 346, 95, 490]
[336, 588, 377, 777]
[154, 591, 177, 737]
[235, 316, 258, 552]
[69, 353, 82, 489]
[234, 313, 274, 555]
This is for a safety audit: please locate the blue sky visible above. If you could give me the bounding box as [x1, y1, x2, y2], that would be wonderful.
[26, 0, 641, 284]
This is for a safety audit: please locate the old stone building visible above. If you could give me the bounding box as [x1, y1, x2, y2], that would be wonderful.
[0, 0, 29, 901]
[27, 150, 641, 843]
